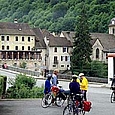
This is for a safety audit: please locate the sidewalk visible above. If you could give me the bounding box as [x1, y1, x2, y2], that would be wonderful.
[88, 82, 110, 88]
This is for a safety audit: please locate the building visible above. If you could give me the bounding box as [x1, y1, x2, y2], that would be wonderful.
[42, 29, 73, 73]
[0, 21, 42, 70]
[60, 31, 115, 63]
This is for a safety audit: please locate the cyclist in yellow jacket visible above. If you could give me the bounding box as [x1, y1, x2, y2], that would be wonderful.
[79, 73, 88, 101]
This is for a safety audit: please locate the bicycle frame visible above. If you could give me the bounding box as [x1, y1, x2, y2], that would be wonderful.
[63, 93, 85, 115]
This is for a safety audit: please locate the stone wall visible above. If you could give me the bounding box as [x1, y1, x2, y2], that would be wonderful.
[58, 74, 108, 83]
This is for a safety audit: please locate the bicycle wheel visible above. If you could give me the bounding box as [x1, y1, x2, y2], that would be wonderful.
[76, 108, 85, 115]
[55, 96, 65, 107]
[111, 92, 115, 103]
[75, 102, 85, 115]
[41, 93, 52, 108]
[63, 104, 75, 115]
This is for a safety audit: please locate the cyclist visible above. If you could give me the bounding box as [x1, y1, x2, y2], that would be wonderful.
[69, 75, 82, 108]
[51, 69, 59, 86]
[110, 75, 115, 101]
[44, 74, 52, 95]
[69, 75, 81, 95]
[79, 73, 88, 101]
[111, 75, 115, 88]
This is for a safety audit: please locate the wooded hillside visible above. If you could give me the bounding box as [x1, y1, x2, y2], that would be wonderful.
[0, 0, 115, 33]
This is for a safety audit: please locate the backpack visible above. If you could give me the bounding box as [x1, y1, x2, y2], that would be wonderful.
[83, 101, 92, 112]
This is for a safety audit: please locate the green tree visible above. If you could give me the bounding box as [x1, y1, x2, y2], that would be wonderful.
[52, 2, 68, 20]
[71, 2, 92, 74]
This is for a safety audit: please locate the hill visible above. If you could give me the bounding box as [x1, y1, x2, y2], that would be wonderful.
[0, 0, 115, 33]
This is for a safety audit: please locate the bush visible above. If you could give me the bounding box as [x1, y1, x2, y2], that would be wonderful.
[20, 62, 27, 68]
[0, 75, 7, 98]
[6, 74, 44, 98]
[0, 77, 4, 97]
[72, 61, 108, 78]
[89, 61, 108, 78]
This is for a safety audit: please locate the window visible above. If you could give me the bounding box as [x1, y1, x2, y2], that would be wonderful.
[54, 47, 57, 52]
[22, 37, 24, 41]
[7, 36, 9, 41]
[61, 56, 64, 61]
[15, 46, 18, 50]
[53, 65, 56, 67]
[96, 48, 99, 59]
[28, 37, 30, 42]
[67, 65, 70, 70]
[28, 46, 30, 50]
[1, 36, 4, 41]
[13, 63, 17, 66]
[63, 47, 66, 52]
[54, 56, 58, 64]
[61, 56, 70, 61]
[65, 56, 68, 61]
[7, 46, 9, 50]
[67, 65, 69, 67]
[15, 36, 18, 41]
[61, 65, 64, 67]
[22, 46, 24, 50]
[34, 63, 37, 67]
[2, 45, 4, 50]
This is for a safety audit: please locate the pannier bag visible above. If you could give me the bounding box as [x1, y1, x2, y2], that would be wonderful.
[76, 100, 79, 106]
[51, 86, 59, 93]
[83, 101, 92, 112]
[51, 86, 60, 96]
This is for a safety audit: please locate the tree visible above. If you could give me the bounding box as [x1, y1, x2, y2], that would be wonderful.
[71, 2, 92, 74]
[52, 2, 68, 20]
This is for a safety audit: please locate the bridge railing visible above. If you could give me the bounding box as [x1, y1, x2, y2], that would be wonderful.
[0, 64, 107, 83]
[0, 64, 40, 77]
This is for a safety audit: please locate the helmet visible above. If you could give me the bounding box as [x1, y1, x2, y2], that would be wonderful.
[72, 75, 78, 79]
[79, 73, 84, 77]
[46, 74, 52, 79]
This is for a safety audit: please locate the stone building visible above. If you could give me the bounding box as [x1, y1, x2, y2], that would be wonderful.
[0, 21, 42, 70]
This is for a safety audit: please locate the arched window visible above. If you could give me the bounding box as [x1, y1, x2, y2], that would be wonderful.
[96, 48, 99, 59]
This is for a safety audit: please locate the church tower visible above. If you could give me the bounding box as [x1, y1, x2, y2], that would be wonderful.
[108, 18, 115, 35]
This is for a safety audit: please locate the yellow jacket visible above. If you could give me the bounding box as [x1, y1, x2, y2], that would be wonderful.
[80, 77, 88, 90]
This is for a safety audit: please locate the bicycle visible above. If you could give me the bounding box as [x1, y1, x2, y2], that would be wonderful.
[110, 86, 115, 103]
[41, 86, 68, 108]
[63, 93, 85, 115]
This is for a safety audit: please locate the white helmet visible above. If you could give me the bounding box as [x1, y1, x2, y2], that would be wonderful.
[79, 73, 84, 77]
[47, 74, 52, 79]
[72, 75, 78, 79]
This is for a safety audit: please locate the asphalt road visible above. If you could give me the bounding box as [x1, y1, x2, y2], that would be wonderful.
[0, 99, 64, 115]
[0, 87, 114, 115]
